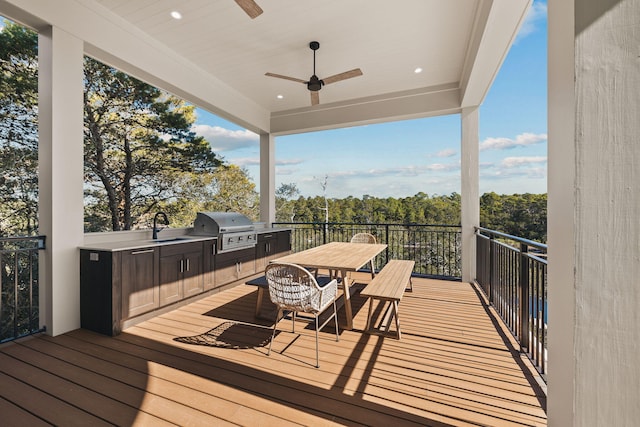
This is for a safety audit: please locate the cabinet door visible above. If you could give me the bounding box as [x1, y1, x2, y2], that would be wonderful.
[274, 230, 292, 256]
[203, 240, 216, 290]
[215, 250, 240, 286]
[255, 234, 273, 272]
[122, 247, 159, 318]
[183, 249, 203, 298]
[237, 251, 256, 279]
[159, 253, 183, 306]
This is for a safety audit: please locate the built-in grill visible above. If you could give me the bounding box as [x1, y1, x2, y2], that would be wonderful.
[191, 212, 257, 253]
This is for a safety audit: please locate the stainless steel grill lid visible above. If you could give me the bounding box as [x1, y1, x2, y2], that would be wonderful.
[192, 212, 254, 235]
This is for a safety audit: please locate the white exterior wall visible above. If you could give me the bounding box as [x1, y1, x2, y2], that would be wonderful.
[461, 107, 479, 283]
[548, 0, 640, 425]
[38, 26, 84, 335]
[259, 133, 276, 225]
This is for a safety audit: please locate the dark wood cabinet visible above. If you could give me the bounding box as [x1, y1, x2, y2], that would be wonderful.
[80, 246, 159, 336]
[80, 229, 290, 336]
[122, 247, 160, 318]
[80, 249, 120, 336]
[203, 239, 217, 291]
[256, 229, 292, 272]
[159, 242, 203, 306]
[215, 247, 256, 286]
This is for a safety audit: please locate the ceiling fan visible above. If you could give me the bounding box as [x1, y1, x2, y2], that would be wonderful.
[265, 41, 363, 106]
[234, 0, 263, 19]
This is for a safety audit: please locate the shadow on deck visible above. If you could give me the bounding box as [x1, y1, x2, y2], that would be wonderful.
[0, 274, 547, 426]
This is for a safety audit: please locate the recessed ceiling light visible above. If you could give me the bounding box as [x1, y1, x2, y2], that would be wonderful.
[414, 67, 423, 74]
[277, 95, 284, 99]
[170, 11, 182, 20]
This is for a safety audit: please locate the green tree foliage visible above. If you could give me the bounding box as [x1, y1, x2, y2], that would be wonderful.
[0, 21, 38, 236]
[201, 164, 259, 220]
[480, 192, 547, 242]
[276, 191, 547, 243]
[83, 58, 223, 231]
[275, 182, 300, 222]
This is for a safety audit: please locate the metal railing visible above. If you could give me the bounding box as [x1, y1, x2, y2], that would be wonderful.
[0, 235, 46, 343]
[273, 222, 462, 279]
[476, 227, 547, 379]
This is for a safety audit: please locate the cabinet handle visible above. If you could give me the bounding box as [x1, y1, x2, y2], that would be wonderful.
[263, 234, 273, 238]
[186, 258, 190, 272]
[131, 249, 154, 255]
[180, 259, 184, 273]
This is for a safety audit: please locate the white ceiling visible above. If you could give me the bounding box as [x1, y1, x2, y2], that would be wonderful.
[94, 0, 478, 113]
[1, 0, 531, 134]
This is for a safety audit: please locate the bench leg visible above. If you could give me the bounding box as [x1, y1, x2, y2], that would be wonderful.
[365, 297, 375, 331]
[392, 300, 401, 340]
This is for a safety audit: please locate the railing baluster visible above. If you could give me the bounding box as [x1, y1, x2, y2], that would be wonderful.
[473, 227, 547, 381]
[0, 236, 46, 344]
[520, 243, 530, 351]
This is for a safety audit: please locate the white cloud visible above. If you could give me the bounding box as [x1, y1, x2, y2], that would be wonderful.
[480, 132, 547, 151]
[318, 162, 460, 181]
[227, 156, 305, 170]
[501, 156, 547, 168]
[228, 157, 259, 167]
[192, 124, 258, 152]
[515, 1, 547, 43]
[434, 148, 457, 158]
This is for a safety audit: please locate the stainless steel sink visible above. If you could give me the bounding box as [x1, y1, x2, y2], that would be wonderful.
[149, 237, 192, 243]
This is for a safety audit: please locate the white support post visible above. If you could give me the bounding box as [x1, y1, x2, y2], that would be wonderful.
[259, 133, 276, 225]
[38, 26, 85, 336]
[549, 1, 640, 426]
[460, 107, 479, 283]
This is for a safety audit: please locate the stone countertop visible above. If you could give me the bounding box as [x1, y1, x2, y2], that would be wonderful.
[79, 235, 216, 252]
[80, 226, 290, 252]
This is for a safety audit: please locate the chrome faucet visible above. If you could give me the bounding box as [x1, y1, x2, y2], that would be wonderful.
[152, 212, 169, 240]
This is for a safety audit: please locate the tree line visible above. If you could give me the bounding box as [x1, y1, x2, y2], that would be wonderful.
[276, 189, 547, 243]
[1, 20, 546, 244]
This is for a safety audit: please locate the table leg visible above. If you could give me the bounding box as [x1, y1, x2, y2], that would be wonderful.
[255, 287, 264, 318]
[340, 269, 354, 330]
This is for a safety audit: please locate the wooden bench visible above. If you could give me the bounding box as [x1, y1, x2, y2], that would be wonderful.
[359, 260, 414, 339]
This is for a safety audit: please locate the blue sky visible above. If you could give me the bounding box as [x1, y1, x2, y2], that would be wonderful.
[2, 2, 546, 200]
[193, 1, 547, 199]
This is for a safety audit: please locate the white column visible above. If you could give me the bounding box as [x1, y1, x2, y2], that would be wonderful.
[547, 0, 575, 425]
[460, 107, 479, 283]
[38, 26, 85, 336]
[259, 133, 276, 225]
[549, 1, 640, 426]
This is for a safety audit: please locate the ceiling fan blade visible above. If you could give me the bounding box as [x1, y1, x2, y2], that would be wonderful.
[265, 72, 307, 84]
[234, 0, 263, 19]
[311, 91, 320, 106]
[322, 68, 363, 85]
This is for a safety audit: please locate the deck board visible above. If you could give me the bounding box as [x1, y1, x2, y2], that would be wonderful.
[0, 276, 546, 426]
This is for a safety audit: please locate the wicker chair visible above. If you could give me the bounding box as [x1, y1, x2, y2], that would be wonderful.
[350, 233, 377, 278]
[265, 262, 339, 368]
[350, 232, 377, 244]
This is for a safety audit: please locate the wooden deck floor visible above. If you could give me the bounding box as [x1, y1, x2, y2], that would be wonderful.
[0, 275, 546, 426]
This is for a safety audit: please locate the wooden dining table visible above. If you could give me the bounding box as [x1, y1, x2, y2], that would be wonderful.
[272, 241, 387, 330]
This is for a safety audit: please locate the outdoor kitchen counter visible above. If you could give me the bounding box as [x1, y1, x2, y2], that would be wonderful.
[79, 227, 290, 252]
[254, 227, 292, 234]
[79, 235, 215, 252]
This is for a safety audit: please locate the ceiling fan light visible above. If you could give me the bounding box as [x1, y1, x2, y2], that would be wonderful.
[307, 75, 323, 91]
